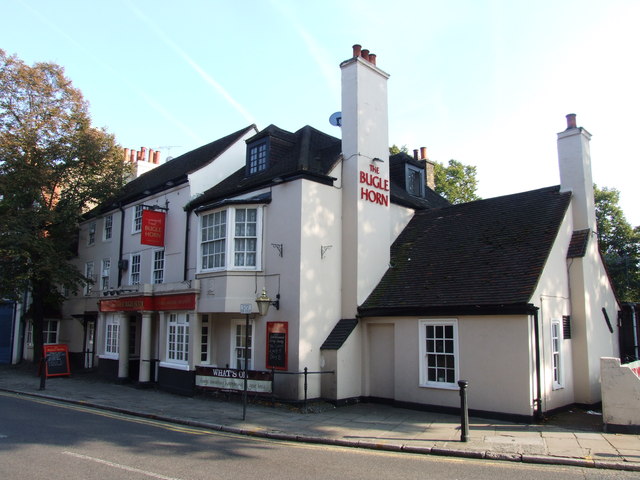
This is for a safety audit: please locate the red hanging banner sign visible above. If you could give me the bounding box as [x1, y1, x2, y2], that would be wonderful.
[141, 209, 165, 246]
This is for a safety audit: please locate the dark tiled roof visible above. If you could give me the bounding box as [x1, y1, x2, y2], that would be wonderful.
[97, 125, 257, 213]
[321, 319, 358, 350]
[186, 125, 342, 211]
[360, 185, 572, 316]
[567, 229, 590, 258]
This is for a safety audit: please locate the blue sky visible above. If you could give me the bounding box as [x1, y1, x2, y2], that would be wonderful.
[4, 0, 640, 225]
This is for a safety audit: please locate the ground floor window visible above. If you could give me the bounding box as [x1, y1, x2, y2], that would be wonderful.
[167, 313, 189, 365]
[43, 319, 59, 344]
[105, 316, 120, 357]
[419, 319, 458, 388]
[551, 320, 563, 389]
[232, 319, 253, 370]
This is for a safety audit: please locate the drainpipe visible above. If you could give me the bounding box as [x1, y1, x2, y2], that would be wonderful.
[118, 204, 125, 287]
[183, 209, 190, 282]
[632, 305, 639, 360]
[533, 310, 543, 421]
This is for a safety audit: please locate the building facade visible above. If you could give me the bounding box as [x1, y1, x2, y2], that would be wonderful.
[59, 45, 620, 420]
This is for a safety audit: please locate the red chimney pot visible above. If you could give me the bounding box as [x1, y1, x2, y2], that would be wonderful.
[420, 147, 427, 160]
[361, 49, 370, 61]
[566, 113, 577, 129]
[352, 44, 362, 58]
[369, 53, 376, 65]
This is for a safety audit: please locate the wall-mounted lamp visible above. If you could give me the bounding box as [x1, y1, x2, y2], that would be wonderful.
[255, 288, 280, 316]
[372, 157, 385, 163]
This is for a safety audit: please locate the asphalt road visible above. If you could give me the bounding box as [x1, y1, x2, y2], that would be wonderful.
[0, 392, 636, 480]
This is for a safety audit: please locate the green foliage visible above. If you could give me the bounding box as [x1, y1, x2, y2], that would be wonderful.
[389, 144, 408, 155]
[0, 49, 131, 359]
[594, 185, 640, 302]
[434, 159, 480, 204]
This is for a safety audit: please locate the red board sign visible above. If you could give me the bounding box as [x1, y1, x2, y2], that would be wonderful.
[42, 344, 71, 377]
[266, 321, 288, 371]
[141, 210, 165, 246]
[99, 293, 196, 312]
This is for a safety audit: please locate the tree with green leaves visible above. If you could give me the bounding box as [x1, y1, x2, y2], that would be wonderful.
[594, 185, 640, 302]
[0, 50, 130, 362]
[434, 159, 480, 204]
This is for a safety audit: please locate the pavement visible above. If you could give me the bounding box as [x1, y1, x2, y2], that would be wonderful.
[1, 364, 639, 472]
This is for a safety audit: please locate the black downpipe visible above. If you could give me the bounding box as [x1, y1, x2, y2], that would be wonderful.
[118, 205, 125, 287]
[533, 310, 543, 421]
[183, 209, 191, 282]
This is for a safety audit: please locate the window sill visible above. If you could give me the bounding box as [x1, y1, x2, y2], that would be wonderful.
[419, 382, 459, 391]
[99, 354, 119, 360]
[159, 361, 190, 371]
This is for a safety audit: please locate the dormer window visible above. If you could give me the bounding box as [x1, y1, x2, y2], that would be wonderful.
[406, 164, 425, 197]
[247, 139, 269, 175]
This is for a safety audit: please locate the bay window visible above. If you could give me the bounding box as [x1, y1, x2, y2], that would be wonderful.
[199, 206, 261, 272]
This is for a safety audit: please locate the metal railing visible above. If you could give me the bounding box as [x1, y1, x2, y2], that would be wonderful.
[272, 367, 335, 412]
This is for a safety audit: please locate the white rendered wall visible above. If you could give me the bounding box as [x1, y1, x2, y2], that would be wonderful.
[601, 357, 640, 429]
[340, 56, 391, 318]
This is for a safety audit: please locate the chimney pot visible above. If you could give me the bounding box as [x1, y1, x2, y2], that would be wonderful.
[369, 53, 376, 65]
[420, 147, 427, 160]
[154, 151, 160, 164]
[566, 113, 577, 130]
[352, 44, 362, 58]
[413, 149, 419, 160]
[361, 49, 370, 61]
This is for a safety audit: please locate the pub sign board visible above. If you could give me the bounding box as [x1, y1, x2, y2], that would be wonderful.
[266, 321, 288, 371]
[141, 209, 165, 246]
[42, 344, 71, 377]
[195, 366, 272, 393]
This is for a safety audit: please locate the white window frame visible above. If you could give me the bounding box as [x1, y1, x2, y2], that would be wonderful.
[103, 214, 113, 241]
[104, 315, 119, 358]
[199, 206, 262, 273]
[132, 204, 143, 233]
[129, 253, 141, 285]
[231, 318, 253, 370]
[419, 319, 459, 389]
[152, 249, 165, 284]
[101, 258, 111, 290]
[43, 319, 59, 345]
[88, 222, 96, 245]
[164, 313, 190, 368]
[551, 320, 563, 390]
[85, 261, 94, 296]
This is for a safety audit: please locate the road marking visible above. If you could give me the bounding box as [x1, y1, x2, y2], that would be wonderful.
[63, 451, 183, 480]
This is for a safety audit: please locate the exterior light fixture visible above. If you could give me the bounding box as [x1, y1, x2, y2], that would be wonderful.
[255, 288, 280, 316]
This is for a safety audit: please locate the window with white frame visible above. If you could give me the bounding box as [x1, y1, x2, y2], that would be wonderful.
[130, 253, 141, 285]
[200, 207, 261, 272]
[232, 319, 253, 370]
[152, 249, 164, 284]
[552, 321, 563, 389]
[133, 204, 143, 233]
[85, 262, 94, 295]
[88, 222, 96, 245]
[419, 319, 458, 388]
[104, 315, 119, 356]
[43, 319, 59, 344]
[103, 214, 113, 240]
[200, 315, 209, 363]
[101, 258, 110, 290]
[406, 164, 424, 197]
[201, 210, 227, 270]
[167, 313, 189, 364]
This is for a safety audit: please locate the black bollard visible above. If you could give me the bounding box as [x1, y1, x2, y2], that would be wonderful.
[458, 380, 469, 442]
[39, 356, 47, 391]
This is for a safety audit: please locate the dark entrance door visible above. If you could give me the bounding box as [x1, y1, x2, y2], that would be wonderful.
[0, 303, 15, 364]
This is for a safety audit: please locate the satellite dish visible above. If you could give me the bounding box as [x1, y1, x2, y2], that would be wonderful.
[329, 111, 342, 127]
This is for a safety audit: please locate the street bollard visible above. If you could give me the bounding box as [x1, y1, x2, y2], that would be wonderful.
[458, 380, 469, 442]
[39, 356, 47, 391]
